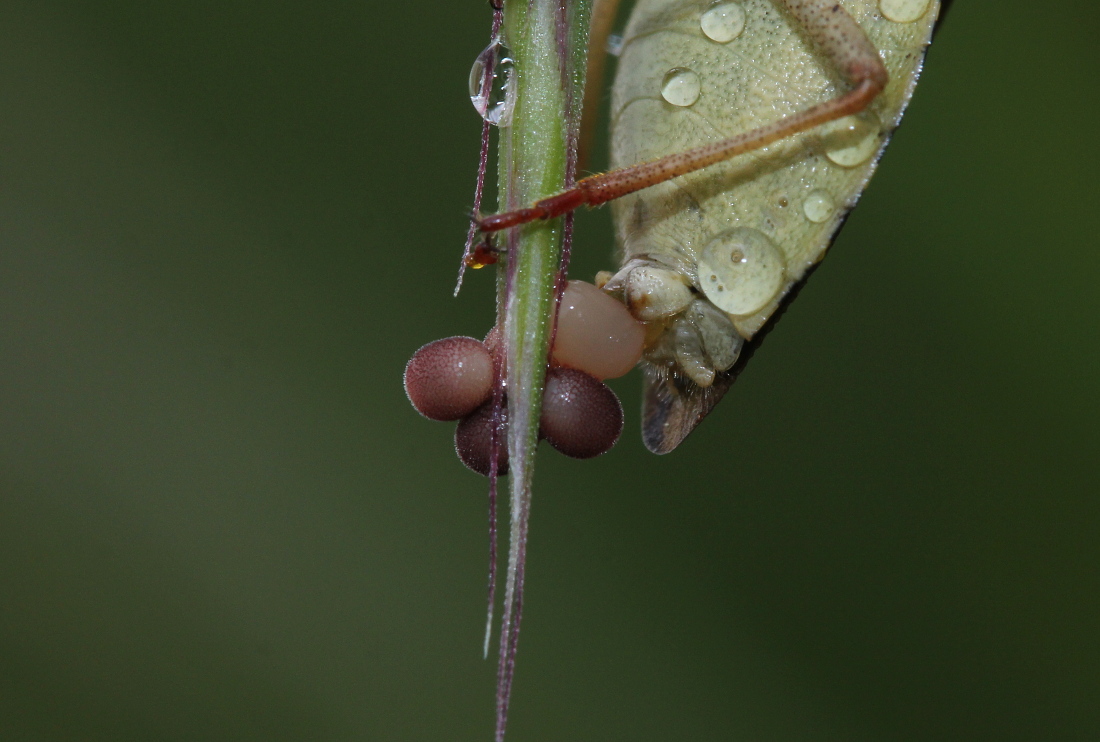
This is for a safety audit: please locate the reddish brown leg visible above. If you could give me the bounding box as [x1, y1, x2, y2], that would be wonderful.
[479, 0, 888, 234]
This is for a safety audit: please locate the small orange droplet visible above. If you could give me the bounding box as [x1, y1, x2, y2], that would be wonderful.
[464, 240, 499, 269]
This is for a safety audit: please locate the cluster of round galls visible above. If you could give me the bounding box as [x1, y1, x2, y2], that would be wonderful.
[403, 281, 645, 476]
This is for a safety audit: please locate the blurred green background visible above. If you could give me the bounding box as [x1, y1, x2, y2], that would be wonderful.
[1, 1, 1097, 740]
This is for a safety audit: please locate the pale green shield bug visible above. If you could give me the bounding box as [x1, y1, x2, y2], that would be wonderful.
[605, 0, 944, 452]
[480, 0, 944, 454]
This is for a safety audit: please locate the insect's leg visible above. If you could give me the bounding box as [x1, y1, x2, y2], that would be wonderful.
[578, 0, 625, 171]
[480, 0, 887, 233]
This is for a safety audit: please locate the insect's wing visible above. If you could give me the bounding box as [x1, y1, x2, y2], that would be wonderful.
[611, 0, 941, 451]
[640, 257, 817, 452]
[642, 363, 734, 454]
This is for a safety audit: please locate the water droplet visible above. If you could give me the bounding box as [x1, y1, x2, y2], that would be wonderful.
[879, 0, 931, 23]
[700, 2, 746, 43]
[825, 112, 881, 167]
[468, 42, 496, 115]
[802, 189, 835, 223]
[697, 228, 786, 315]
[606, 34, 624, 57]
[661, 68, 701, 107]
[469, 40, 515, 126]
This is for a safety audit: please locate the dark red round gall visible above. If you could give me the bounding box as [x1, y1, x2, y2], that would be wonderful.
[540, 368, 623, 459]
[455, 401, 509, 476]
[404, 337, 494, 421]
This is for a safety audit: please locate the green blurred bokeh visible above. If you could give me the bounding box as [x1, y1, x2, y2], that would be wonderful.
[0, 1, 1097, 740]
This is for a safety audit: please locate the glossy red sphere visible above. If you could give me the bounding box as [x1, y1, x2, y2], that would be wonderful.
[404, 337, 494, 421]
[540, 368, 623, 459]
[455, 401, 509, 476]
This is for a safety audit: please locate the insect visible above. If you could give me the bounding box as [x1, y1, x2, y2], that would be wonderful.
[480, 0, 944, 453]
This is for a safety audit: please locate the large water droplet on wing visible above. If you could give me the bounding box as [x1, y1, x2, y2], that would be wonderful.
[803, 189, 835, 223]
[661, 68, 701, 107]
[697, 228, 787, 316]
[825, 112, 881, 168]
[700, 2, 746, 43]
[879, 0, 931, 23]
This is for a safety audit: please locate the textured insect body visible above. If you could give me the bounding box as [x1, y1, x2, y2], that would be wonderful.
[602, 0, 941, 452]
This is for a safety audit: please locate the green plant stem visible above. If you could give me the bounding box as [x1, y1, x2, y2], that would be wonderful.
[494, 0, 590, 738]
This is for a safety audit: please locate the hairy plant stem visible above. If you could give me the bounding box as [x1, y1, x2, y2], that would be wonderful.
[493, 0, 590, 739]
